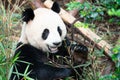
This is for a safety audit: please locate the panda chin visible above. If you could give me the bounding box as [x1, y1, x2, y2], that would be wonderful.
[47, 45, 58, 53]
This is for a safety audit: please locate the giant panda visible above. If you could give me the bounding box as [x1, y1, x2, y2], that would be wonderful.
[10, 2, 88, 80]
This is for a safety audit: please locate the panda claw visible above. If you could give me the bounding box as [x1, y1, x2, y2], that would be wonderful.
[71, 44, 88, 54]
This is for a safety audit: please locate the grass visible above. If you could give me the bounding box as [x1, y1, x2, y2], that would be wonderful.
[0, 0, 24, 79]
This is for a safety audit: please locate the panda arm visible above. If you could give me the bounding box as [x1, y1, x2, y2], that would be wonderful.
[55, 37, 71, 56]
[57, 37, 88, 56]
[33, 64, 73, 80]
[11, 42, 74, 80]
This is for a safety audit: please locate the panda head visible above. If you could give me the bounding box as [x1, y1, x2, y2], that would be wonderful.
[19, 2, 67, 53]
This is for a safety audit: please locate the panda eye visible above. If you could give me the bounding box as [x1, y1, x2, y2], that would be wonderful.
[42, 29, 49, 40]
[57, 26, 62, 36]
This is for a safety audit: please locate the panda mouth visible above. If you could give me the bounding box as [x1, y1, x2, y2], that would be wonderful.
[48, 46, 58, 53]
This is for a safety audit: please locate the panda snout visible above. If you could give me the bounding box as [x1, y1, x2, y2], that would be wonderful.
[53, 42, 61, 46]
[47, 42, 62, 53]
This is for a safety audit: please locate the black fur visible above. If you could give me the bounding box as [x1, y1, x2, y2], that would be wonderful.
[22, 8, 35, 23]
[51, 2, 60, 13]
[10, 41, 73, 80]
[42, 29, 49, 40]
[71, 44, 88, 54]
[57, 26, 62, 36]
[22, 2, 60, 23]
[10, 38, 88, 80]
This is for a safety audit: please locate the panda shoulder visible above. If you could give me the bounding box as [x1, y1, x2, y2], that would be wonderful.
[14, 42, 43, 56]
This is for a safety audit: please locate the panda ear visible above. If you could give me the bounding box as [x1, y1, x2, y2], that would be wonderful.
[22, 8, 35, 23]
[51, 2, 60, 13]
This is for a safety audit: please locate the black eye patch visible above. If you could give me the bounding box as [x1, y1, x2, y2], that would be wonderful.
[57, 26, 62, 36]
[42, 29, 49, 40]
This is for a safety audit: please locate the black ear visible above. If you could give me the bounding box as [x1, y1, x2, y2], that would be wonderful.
[51, 2, 60, 13]
[22, 8, 35, 23]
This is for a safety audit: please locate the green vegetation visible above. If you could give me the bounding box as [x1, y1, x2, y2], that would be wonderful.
[0, 0, 24, 79]
[66, 0, 120, 80]
[66, 0, 120, 24]
[99, 44, 120, 80]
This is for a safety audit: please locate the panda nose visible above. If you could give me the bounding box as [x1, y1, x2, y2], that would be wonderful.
[53, 42, 61, 46]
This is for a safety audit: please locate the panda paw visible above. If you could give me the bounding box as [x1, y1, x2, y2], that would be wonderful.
[70, 44, 88, 54]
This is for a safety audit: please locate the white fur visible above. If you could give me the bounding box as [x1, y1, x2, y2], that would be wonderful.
[19, 22, 28, 44]
[19, 8, 67, 53]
